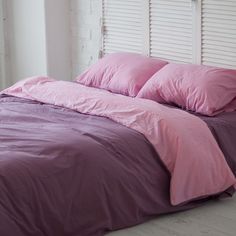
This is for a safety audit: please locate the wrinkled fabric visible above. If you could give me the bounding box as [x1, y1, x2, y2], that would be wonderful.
[3, 76, 236, 205]
[0, 93, 235, 236]
[137, 63, 236, 115]
[0, 95, 201, 236]
[75, 52, 168, 96]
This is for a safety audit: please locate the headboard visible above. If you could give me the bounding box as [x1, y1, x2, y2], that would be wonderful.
[102, 0, 236, 69]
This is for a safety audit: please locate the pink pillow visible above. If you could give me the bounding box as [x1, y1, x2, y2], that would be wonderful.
[137, 63, 236, 116]
[75, 52, 168, 97]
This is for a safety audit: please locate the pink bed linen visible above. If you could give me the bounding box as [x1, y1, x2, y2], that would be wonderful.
[137, 63, 236, 116]
[75, 52, 168, 97]
[2, 76, 236, 205]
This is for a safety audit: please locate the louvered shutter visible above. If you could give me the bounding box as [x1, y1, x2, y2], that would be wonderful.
[201, 0, 236, 69]
[150, 0, 193, 63]
[102, 0, 143, 55]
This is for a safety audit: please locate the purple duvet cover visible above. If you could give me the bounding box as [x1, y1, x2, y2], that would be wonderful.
[0, 95, 235, 236]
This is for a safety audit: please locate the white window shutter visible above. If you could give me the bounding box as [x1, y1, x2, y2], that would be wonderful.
[201, 0, 236, 69]
[150, 0, 193, 63]
[102, 0, 143, 55]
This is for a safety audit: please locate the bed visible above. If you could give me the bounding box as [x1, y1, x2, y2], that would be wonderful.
[0, 53, 236, 236]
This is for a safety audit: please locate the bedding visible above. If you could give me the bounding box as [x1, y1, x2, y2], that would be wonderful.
[75, 52, 168, 97]
[196, 111, 236, 176]
[137, 63, 236, 116]
[0, 77, 235, 236]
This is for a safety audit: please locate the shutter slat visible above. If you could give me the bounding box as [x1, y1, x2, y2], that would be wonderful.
[104, 44, 141, 53]
[104, 38, 142, 47]
[151, 50, 192, 63]
[202, 0, 236, 68]
[203, 39, 236, 50]
[103, 0, 142, 54]
[151, 33, 192, 45]
[104, 23, 141, 32]
[203, 48, 236, 62]
[151, 25, 191, 35]
[151, 44, 192, 55]
[150, 0, 193, 63]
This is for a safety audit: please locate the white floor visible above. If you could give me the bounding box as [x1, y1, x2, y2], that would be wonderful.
[107, 195, 236, 236]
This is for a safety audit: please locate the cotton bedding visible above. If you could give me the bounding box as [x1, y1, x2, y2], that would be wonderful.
[137, 63, 236, 116]
[0, 78, 235, 236]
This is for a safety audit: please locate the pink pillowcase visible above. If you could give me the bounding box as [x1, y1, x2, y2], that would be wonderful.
[137, 63, 236, 116]
[75, 52, 168, 97]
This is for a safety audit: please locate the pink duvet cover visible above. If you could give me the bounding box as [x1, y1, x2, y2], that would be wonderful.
[2, 76, 236, 205]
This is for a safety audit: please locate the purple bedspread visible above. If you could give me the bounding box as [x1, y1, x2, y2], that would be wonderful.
[0, 95, 235, 236]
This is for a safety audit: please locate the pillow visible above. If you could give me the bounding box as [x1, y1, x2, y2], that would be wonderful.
[137, 63, 236, 116]
[75, 52, 168, 97]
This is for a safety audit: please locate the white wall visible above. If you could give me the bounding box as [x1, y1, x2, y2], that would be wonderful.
[6, 0, 47, 84]
[0, 0, 4, 88]
[2, 0, 99, 85]
[0, 0, 7, 89]
[45, 0, 72, 81]
[70, 0, 102, 77]
[3, 0, 72, 85]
